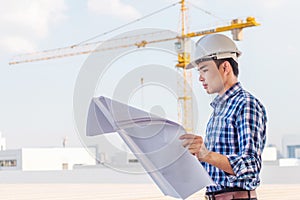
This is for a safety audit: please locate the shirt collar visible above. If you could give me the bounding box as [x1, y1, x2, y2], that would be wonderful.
[210, 82, 242, 108]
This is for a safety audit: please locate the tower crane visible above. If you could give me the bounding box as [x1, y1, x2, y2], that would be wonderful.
[9, 0, 260, 133]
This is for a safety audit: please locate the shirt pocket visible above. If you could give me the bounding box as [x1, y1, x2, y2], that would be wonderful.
[220, 117, 238, 153]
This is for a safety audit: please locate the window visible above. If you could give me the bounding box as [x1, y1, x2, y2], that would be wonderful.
[62, 163, 69, 170]
[0, 159, 17, 167]
[128, 159, 139, 163]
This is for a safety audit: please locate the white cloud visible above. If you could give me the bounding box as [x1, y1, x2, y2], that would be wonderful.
[0, 36, 37, 53]
[260, 0, 283, 10]
[88, 0, 141, 21]
[0, 0, 67, 53]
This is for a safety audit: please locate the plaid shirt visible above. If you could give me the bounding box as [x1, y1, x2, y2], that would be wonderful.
[203, 82, 267, 193]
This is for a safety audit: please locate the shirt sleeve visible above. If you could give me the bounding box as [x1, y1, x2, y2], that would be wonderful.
[226, 97, 267, 182]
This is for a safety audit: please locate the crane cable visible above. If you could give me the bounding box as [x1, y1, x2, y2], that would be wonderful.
[74, 1, 181, 47]
[187, 1, 227, 23]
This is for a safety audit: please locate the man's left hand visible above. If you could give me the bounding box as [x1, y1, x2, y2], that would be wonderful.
[179, 134, 210, 160]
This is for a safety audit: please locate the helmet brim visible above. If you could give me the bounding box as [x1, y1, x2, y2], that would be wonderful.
[186, 51, 241, 69]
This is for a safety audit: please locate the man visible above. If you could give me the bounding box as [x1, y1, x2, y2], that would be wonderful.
[179, 34, 267, 200]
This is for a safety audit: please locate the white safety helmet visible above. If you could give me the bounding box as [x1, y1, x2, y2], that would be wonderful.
[187, 34, 241, 69]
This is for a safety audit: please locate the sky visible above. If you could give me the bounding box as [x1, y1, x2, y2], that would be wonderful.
[0, 0, 300, 156]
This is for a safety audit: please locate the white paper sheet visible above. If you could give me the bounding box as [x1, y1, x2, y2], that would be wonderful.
[86, 96, 214, 199]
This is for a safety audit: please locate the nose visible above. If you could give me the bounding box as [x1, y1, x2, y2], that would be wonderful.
[199, 73, 204, 82]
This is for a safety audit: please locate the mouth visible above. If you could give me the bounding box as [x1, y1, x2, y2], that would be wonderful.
[203, 84, 208, 89]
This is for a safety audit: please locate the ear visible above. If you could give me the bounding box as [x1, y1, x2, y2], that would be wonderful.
[222, 61, 232, 75]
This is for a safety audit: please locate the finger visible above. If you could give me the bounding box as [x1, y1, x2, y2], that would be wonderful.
[181, 139, 193, 148]
[188, 143, 201, 150]
[188, 147, 199, 156]
[183, 135, 203, 144]
[179, 134, 198, 140]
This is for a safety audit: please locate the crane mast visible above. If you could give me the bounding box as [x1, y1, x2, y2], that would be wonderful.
[176, 0, 193, 133]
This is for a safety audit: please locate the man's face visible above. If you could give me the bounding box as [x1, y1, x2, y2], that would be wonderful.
[197, 60, 225, 94]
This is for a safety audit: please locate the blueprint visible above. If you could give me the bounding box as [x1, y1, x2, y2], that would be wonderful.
[86, 96, 214, 199]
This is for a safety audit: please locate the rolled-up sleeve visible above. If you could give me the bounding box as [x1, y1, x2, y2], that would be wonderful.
[226, 98, 266, 182]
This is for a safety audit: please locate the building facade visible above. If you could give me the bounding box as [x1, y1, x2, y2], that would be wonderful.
[0, 148, 96, 171]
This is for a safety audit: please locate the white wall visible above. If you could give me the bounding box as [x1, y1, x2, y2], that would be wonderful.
[279, 158, 300, 167]
[0, 132, 6, 151]
[262, 147, 277, 161]
[21, 148, 96, 171]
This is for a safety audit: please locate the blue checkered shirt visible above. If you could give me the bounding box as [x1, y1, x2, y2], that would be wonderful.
[203, 82, 267, 193]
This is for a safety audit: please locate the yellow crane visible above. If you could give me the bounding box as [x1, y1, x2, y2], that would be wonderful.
[9, 0, 260, 133]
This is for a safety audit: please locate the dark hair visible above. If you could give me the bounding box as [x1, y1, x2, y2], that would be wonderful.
[213, 58, 239, 77]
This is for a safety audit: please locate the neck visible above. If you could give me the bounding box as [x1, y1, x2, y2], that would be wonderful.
[218, 77, 238, 95]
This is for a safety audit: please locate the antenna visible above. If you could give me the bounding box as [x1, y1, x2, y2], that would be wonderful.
[62, 136, 68, 148]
